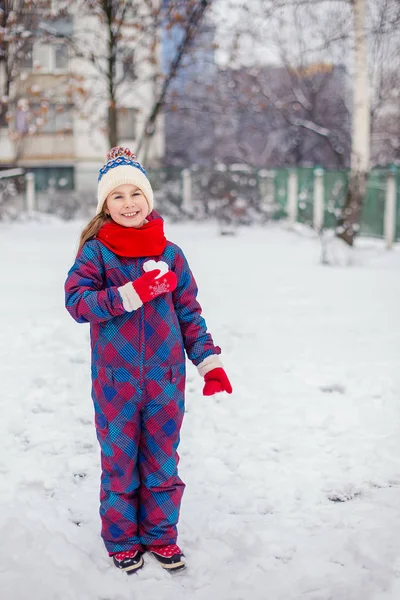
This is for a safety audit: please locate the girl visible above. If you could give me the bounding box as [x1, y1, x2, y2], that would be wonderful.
[65, 147, 232, 574]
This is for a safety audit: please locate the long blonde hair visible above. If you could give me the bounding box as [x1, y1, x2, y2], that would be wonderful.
[78, 210, 110, 254]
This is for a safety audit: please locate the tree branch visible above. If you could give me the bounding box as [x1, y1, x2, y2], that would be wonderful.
[136, 0, 212, 157]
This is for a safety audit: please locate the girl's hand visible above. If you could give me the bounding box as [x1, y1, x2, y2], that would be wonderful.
[133, 269, 177, 303]
[203, 368, 232, 396]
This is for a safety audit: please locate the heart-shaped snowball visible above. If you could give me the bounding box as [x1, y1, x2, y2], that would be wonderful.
[143, 259, 169, 280]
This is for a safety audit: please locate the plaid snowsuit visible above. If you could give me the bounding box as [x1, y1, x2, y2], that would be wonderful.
[65, 218, 220, 553]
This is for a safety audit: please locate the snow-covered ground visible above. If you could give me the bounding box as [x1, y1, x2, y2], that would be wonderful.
[1, 218, 400, 600]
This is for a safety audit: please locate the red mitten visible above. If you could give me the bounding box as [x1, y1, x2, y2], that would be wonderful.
[203, 367, 233, 396]
[133, 269, 177, 303]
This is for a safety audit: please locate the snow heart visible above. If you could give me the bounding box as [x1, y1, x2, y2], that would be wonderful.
[143, 259, 169, 280]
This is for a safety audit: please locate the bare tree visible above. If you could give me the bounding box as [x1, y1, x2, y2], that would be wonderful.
[0, 1, 82, 162]
[1, 0, 213, 170]
[165, 1, 352, 169]
[214, 0, 398, 245]
[369, 0, 400, 165]
[1, 1, 25, 124]
[137, 0, 212, 161]
[41, 0, 213, 156]
[0, 1, 47, 128]
[272, 0, 397, 245]
[165, 63, 351, 168]
[336, 0, 370, 245]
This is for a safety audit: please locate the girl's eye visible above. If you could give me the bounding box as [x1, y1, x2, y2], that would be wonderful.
[133, 192, 140, 197]
[114, 195, 122, 199]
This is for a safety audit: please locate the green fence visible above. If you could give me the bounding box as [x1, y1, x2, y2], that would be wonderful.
[267, 166, 396, 240]
[25, 164, 399, 241]
[296, 167, 315, 225]
[152, 165, 397, 240]
[396, 170, 400, 241]
[274, 169, 289, 212]
[30, 166, 75, 191]
[323, 169, 348, 228]
[360, 170, 386, 238]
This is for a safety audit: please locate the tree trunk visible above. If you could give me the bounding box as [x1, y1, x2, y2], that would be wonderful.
[0, 3, 10, 125]
[337, 0, 370, 246]
[105, 0, 117, 148]
[108, 101, 117, 148]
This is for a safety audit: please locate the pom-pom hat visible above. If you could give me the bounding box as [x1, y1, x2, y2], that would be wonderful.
[96, 147, 154, 215]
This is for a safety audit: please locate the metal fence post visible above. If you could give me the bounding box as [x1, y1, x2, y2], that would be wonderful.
[25, 172, 36, 216]
[287, 169, 298, 225]
[384, 166, 397, 249]
[182, 168, 192, 211]
[259, 170, 275, 208]
[313, 167, 324, 232]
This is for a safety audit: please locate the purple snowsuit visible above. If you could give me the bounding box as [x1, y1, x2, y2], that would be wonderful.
[65, 213, 220, 553]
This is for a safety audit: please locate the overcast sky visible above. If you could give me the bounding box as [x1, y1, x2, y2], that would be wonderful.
[210, 0, 352, 68]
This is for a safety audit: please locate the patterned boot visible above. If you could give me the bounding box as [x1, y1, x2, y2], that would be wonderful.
[148, 544, 185, 572]
[112, 549, 144, 573]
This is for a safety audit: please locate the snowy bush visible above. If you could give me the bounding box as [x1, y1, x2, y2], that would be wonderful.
[0, 175, 26, 221]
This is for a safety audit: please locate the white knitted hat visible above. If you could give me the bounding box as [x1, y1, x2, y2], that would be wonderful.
[96, 147, 154, 215]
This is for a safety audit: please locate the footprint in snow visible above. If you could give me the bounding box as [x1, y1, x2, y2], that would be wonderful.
[327, 489, 362, 503]
[320, 383, 346, 395]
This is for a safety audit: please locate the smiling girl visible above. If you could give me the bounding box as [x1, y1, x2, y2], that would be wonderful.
[65, 147, 232, 574]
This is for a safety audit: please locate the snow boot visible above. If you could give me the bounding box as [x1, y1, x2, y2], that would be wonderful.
[148, 544, 185, 572]
[112, 549, 144, 573]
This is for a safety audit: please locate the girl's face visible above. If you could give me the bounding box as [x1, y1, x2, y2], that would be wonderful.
[105, 184, 148, 227]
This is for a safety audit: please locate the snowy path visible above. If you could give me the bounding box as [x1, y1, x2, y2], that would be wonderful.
[1, 219, 400, 600]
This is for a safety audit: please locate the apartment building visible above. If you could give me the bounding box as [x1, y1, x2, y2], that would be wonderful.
[0, 1, 164, 193]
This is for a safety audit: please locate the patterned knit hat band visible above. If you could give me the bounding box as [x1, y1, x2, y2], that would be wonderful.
[96, 147, 154, 215]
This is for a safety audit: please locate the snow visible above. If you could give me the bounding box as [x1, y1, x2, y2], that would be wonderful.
[1, 218, 400, 600]
[143, 259, 169, 278]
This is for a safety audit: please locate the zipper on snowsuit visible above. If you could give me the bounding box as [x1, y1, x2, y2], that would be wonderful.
[138, 257, 145, 389]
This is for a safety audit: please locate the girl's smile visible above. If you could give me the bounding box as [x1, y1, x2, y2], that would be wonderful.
[106, 183, 149, 227]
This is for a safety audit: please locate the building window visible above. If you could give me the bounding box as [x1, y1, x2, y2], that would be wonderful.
[33, 44, 52, 70]
[15, 107, 29, 133]
[117, 47, 136, 82]
[55, 43, 69, 70]
[0, 107, 8, 128]
[15, 103, 73, 134]
[21, 41, 69, 73]
[47, 16, 73, 36]
[122, 48, 136, 80]
[21, 41, 34, 69]
[39, 104, 73, 133]
[117, 108, 136, 141]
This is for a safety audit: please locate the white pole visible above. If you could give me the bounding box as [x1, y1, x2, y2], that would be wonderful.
[351, 0, 370, 175]
[384, 170, 396, 249]
[25, 172, 36, 216]
[313, 167, 324, 233]
[182, 168, 192, 211]
[287, 170, 298, 226]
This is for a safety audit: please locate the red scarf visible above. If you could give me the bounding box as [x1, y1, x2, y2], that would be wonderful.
[96, 216, 167, 257]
